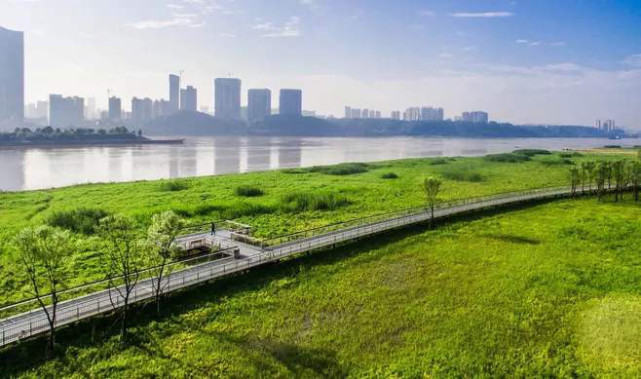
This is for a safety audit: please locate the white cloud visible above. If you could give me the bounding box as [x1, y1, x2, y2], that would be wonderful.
[516, 39, 529, 44]
[254, 16, 301, 38]
[128, 18, 195, 30]
[418, 10, 435, 16]
[450, 12, 514, 18]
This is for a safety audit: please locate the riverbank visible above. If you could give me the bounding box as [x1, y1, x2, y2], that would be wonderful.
[0, 137, 184, 148]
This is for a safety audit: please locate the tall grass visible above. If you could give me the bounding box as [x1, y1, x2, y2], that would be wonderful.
[235, 186, 265, 197]
[485, 153, 531, 163]
[280, 192, 351, 212]
[158, 179, 192, 192]
[47, 208, 110, 235]
[309, 163, 369, 176]
[439, 166, 485, 182]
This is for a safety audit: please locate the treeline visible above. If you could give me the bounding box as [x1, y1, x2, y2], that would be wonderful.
[569, 155, 641, 201]
[0, 126, 143, 142]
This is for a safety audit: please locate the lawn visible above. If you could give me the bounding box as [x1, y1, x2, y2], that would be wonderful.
[0, 151, 621, 305]
[3, 197, 641, 377]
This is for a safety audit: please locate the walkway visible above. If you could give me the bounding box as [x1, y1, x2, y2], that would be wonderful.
[0, 186, 578, 347]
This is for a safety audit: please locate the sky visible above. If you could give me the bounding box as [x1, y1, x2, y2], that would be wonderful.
[1, 0, 641, 128]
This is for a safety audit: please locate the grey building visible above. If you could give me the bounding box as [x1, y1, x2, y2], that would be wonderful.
[132, 97, 153, 126]
[279, 89, 302, 116]
[247, 89, 271, 123]
[214, 78, 241, 119]
[49, 95, 84, 128]
[180, 86, 197, 112]
[109, 96, 122, 121]
[169, 74, 180, 114]
[462, 111, 489, 123]
[0, 27, 24, 126]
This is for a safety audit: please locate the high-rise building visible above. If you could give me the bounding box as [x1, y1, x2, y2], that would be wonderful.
[214, 78, 241, 119]
[180, 86, 197, 112]
[248, 89, 271, 123]
[391, 111, 401, 120]
[461, 111, 489, 123]
[420, 107, 445, 122]
[169, 74, 180, 114]
[351, 108, 361, 119]
[49, 95, 84, 127]
[362, 108, 369, 119]
[375, 111, 381, 119]
[85, 97, 97, 120]
[132, 97, 153, 126]
[109, 96, 122, 121]
[404, 107, 421, 121]
[597, 119, 616, 133]
[344, 106, 352, 119]
[0, 27, 24, 126]
[279, 89, 302, 116]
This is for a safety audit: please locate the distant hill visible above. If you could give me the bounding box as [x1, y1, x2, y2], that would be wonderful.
[144, 111, 247, 136]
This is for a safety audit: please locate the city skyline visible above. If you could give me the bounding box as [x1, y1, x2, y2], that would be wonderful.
[1, 0, 640, 127]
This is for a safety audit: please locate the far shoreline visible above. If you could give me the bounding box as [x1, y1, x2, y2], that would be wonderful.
[0, 138, 184, 149]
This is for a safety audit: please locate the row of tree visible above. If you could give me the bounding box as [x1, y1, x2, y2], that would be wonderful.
[13, 211, 184, 357]
[1, 126, 141, 142]
[569, 159, 641, 201]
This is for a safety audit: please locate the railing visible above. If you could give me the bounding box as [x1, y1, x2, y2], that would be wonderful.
[0, 185, 606, 348]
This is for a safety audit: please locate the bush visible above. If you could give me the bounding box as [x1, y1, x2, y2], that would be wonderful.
[381, 172, 399, 179]
[484, 153, 531, 163]
[604, 145, 621, 149]
[559, 152, 583, 158]
[513, 149, 552, 156]
[235, 186, 265, 197]
[537, 156, 573, 166]
[158, 179, 191, 192]
[429, 158, 449, 166]
[309, 163, 369, 176]
[47, 208, 110, 235]
[280, 192, 351, 212]
[440, 167, 485, 182]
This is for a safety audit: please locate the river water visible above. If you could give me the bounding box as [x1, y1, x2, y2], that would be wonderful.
[0, 136, 628, 191]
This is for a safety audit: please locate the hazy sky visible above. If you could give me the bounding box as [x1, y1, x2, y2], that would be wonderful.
[1, 0, 641, 127]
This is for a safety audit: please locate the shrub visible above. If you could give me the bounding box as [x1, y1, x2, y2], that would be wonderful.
[235, 186, 265, 197]
[192, 204, 222, 216]
[47, 208, 110, 235]
[222, 202, 275, 219]
[440, 167, 484, 182]
[381, 172, 399, 179]
[309, 163, 369, 176]
[604, 145, 621, 149]
[158, 179, 191, 192]
[484, 153, 531, 163]
[559, 152, 583, 158]
[429, 158, 449, 166]
[537, 156, 573, 166]
[280, 192, 351, 212]
[513, 149, 552, 156]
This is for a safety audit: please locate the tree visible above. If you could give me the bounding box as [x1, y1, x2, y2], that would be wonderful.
[569, 166, 581, 197]
[595, 162, 608, 201]
[144, 211, 184, 315]
[612, 160, 628, 202]
[98, 215, 142, 341]
[583, 161, 596, 193]
[14, 226, 72, 358]
[630, 161, 641, 202]
[422, 177, 442, 228]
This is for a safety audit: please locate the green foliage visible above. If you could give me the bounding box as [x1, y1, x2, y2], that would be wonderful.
[308, 163, 369, 175]
[513, 149, 552, 156]
[604, 145, 622, 149]
[429, 158, 450, 166]
[235, 186, 265, 197]
[280, 192, 351, 212]
[47, 208, 110, 235]
[439, 166, 485, 182]
[158, 179, 191, 192]
[537, 156, 573, 166]
[381, 172, 399, 179]
[559, 152, 583, 158]
[484, 153, 531, 163]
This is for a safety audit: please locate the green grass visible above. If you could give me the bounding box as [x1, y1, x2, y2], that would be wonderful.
[4, 198, 641, 377]
[0, 153, 621, 306]
[235, 185, 265, 197]
[380, 172, 399, 179]
[308, 162, 369, 175]
[485, 153, 531, 163]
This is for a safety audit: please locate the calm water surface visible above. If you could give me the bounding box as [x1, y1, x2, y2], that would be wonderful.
[0, 136, 627, 191]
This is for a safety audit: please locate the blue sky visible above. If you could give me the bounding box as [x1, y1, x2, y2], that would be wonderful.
[1, 0, 640, 127]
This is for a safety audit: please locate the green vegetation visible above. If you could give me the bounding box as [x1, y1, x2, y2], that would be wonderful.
[380, 172, 399, 179]
[5, 198, 641, 376]
[46, 208, 109, 235]
[235, 185, 265, 197]
[0, 152, 617, 308]
[438, 165, 484, 182]
[513, 148, 552, 156]
[308, 162, 369, 175]
[484, 153, 531, 163]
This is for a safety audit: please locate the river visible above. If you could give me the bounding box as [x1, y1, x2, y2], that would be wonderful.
[0, 136, 628, 191]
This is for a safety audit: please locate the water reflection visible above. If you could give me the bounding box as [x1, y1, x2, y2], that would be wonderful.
[0, 137, 622, 192]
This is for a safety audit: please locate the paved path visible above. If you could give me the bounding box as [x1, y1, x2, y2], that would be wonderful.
[0, 186, 578, 347]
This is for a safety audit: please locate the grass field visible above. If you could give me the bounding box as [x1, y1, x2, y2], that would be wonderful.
[0, 151, 602, 305]
[3, 197, 641, 377]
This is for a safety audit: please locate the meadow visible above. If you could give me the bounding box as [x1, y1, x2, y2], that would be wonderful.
[3, 197, 641, 377]
[0, 151, 596, 305]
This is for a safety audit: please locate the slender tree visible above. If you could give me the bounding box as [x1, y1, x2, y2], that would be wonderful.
[569, 166, 581, 197]
[604, 161, 613, 189]
[144, 211, 184, 316]
[584, 161, 596, 193]
[422, 177, 442, 228]
[98, 214, 142, 342]
[14, 226, 72, 358]
[595, 162, 608, 201]
[612, 160, 627, 202]
[630, 161, 641, 202]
